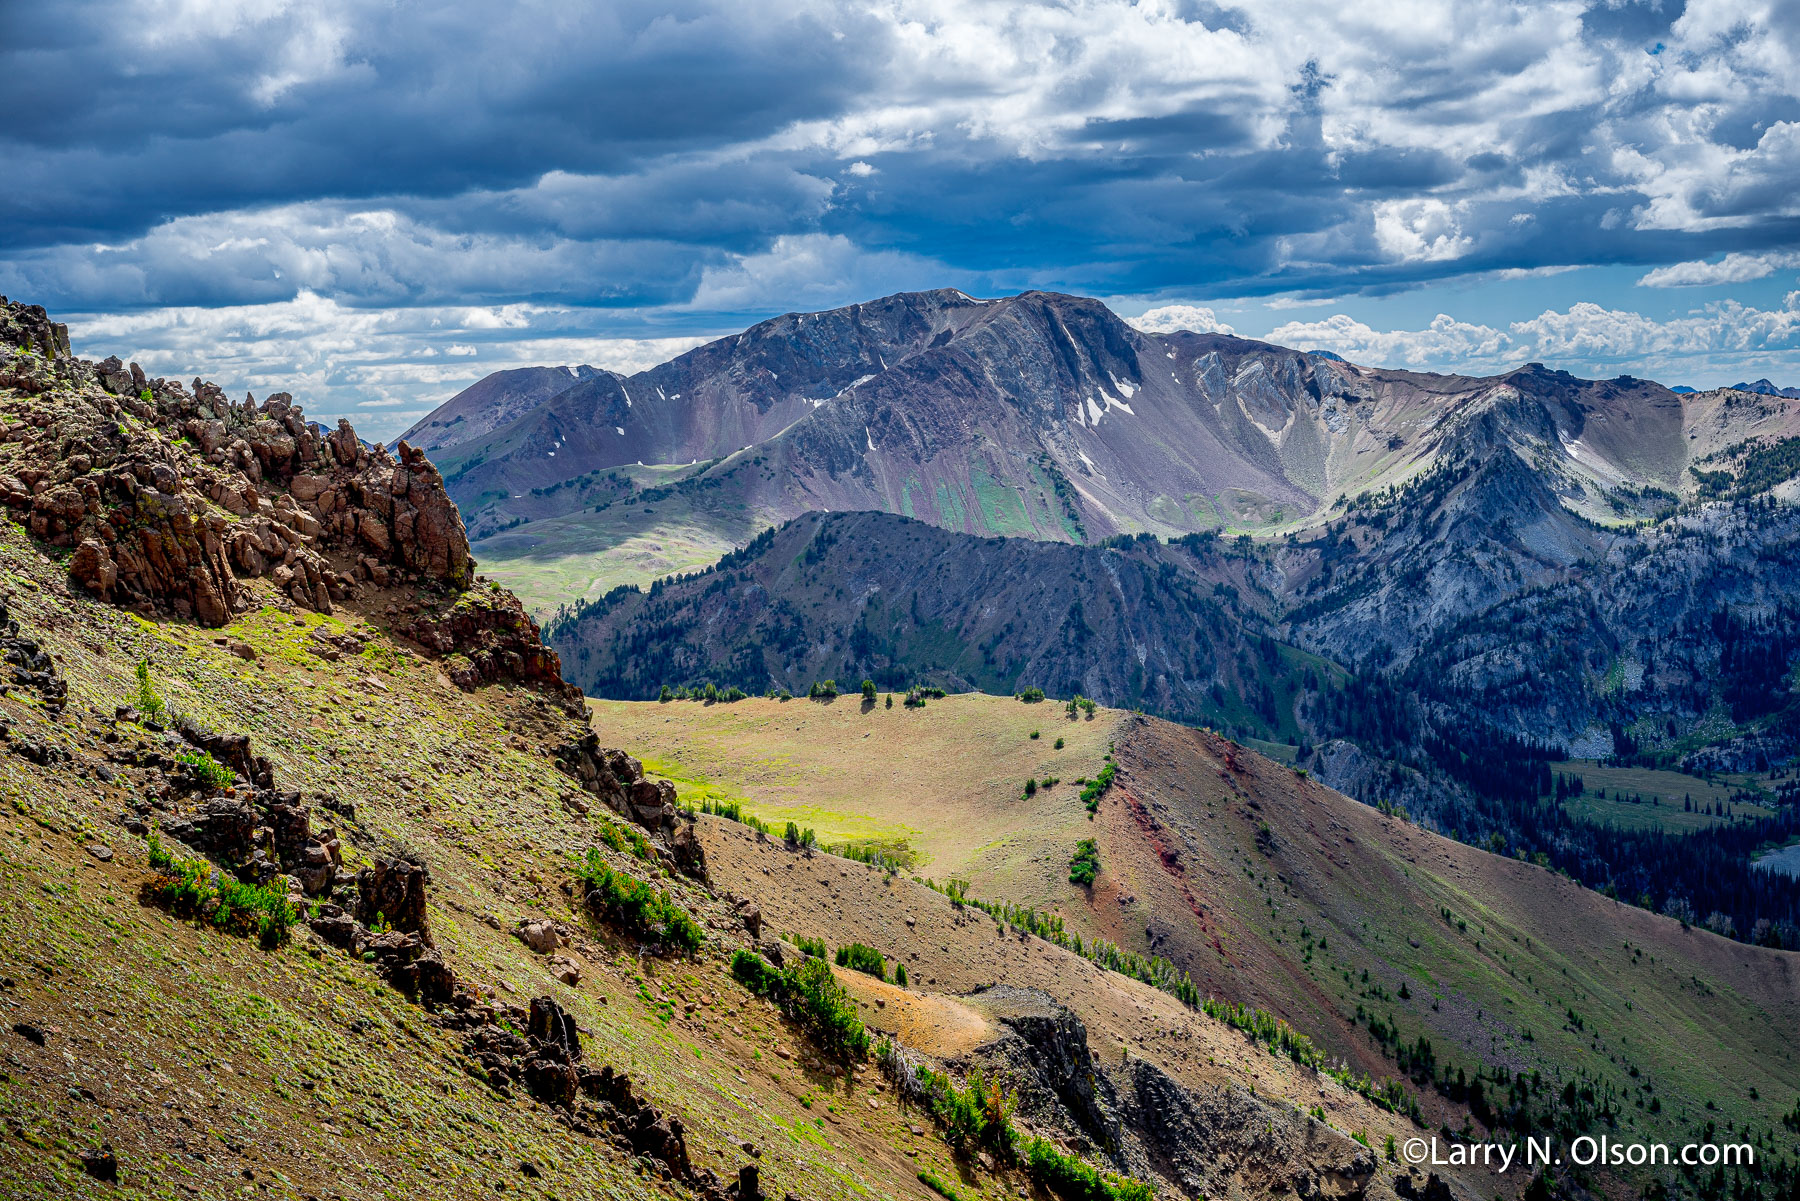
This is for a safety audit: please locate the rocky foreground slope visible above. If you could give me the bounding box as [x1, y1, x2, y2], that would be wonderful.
[0, 298, 1501, 1201]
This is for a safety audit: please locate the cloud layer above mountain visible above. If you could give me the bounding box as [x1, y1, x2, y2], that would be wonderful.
[5, 0, 1800, 432]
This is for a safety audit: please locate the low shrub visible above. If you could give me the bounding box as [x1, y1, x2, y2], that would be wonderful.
[730, 950, 869, 1060]
[1068, 839, 1100, 886]
[791, 933, 829, 960]
[1017, 686, 1045, 702]
[835, 942, 886, 980]
[144, 836, 292, 948]
[575, 850, 703, 952]
[730, 948, 784, 995]
[1079, 760, 1116, 813]
[174, 748, 235, 789]
[1022, 1136, 1154, 1201]
[918, 1171, 963, 1201]
[594, 817, 654, 861]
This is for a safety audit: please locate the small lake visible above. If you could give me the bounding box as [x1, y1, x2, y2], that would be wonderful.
[1753, 842, 1800, 879]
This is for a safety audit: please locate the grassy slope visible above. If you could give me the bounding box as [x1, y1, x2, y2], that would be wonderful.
[590, 694, 1800, 1166]
[1551, 762, 1775, 834]
[466, 462, 762, 618]
[0, 520, 1053, 1201]
[1105, 721, 1797, 1146]
[589, 694, 1121, 897]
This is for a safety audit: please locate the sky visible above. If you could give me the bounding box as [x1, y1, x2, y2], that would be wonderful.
[5, 1, 1800, 438]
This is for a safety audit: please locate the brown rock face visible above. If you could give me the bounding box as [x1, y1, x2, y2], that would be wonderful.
[553, 732, 707, 877]
[355, 858, 431, 940]
[0, 295, 576, 703]
[0, 297, 474, 623]
[399, 585, 581, 708]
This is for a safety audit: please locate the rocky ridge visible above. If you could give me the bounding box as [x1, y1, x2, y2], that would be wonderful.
[0, 296, 577, 708]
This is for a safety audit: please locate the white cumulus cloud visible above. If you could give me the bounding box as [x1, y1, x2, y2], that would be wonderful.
[1266, 312, 1509, 368]
[1126, 304, 1236, 335]
[1637, 251, 1800, 288]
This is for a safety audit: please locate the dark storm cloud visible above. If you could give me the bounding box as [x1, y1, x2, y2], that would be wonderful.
[0, 1, 880, 246]
[6, 0, 1800, 431]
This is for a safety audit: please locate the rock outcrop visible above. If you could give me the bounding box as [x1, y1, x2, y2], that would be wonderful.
[399, 586, 582, 709]
[554, 733, 707, 876]
[959, 987, 1374, 1201]
[461, 995, 759, 1198]
[0, 295, 579, 703]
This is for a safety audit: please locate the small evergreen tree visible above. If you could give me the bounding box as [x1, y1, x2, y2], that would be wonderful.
[133, 659, 165, 721]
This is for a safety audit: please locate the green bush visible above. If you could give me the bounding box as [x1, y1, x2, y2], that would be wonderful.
[145, 835, 292, 948]
[792, 933, 829, 960]
[731, 951, 869, 1060]
[1022, 1137, 1154, 1201]
[174, 748, 236, 789]
[861, 679, 877, 700]
[808, 679, 839, 699]
[1017, 686, 1045, 702]
[835, 942, 887, 981]
[918, 1171, 963, 1201]
[730, 948, 784, 995]
[916, 1065, 1015, 1158]
[1023, 778, 1038, 798]
[895, 961, 908, 987]
[593, 818, 654, 861]
[575, 850, 703, 952]
[1068, 839, 1100, 886]
[1054, 736, 1065, 749]
[790, 957, 870, 1059]
[1079, 760, 1116, 813]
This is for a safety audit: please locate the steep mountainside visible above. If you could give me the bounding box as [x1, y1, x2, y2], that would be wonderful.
[550, 510, 1336, 742]
[434, 290, 996, 512]
[592, 692, 1800, 1188]
[395, 364, 613, 456]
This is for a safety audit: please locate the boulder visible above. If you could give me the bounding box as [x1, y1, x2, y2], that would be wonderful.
[514, 918, 559, 954]
[69, 539, 116, 597]
[528, 995, 582, 1062]
[356, 858, 430, 939]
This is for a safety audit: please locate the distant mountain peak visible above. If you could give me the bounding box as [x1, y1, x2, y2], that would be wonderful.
[1730, 378, 1800, 398]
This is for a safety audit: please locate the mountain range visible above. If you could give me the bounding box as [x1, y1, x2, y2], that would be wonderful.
[400, 288, 1800, 765]
[408, 290, 1800, 616]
